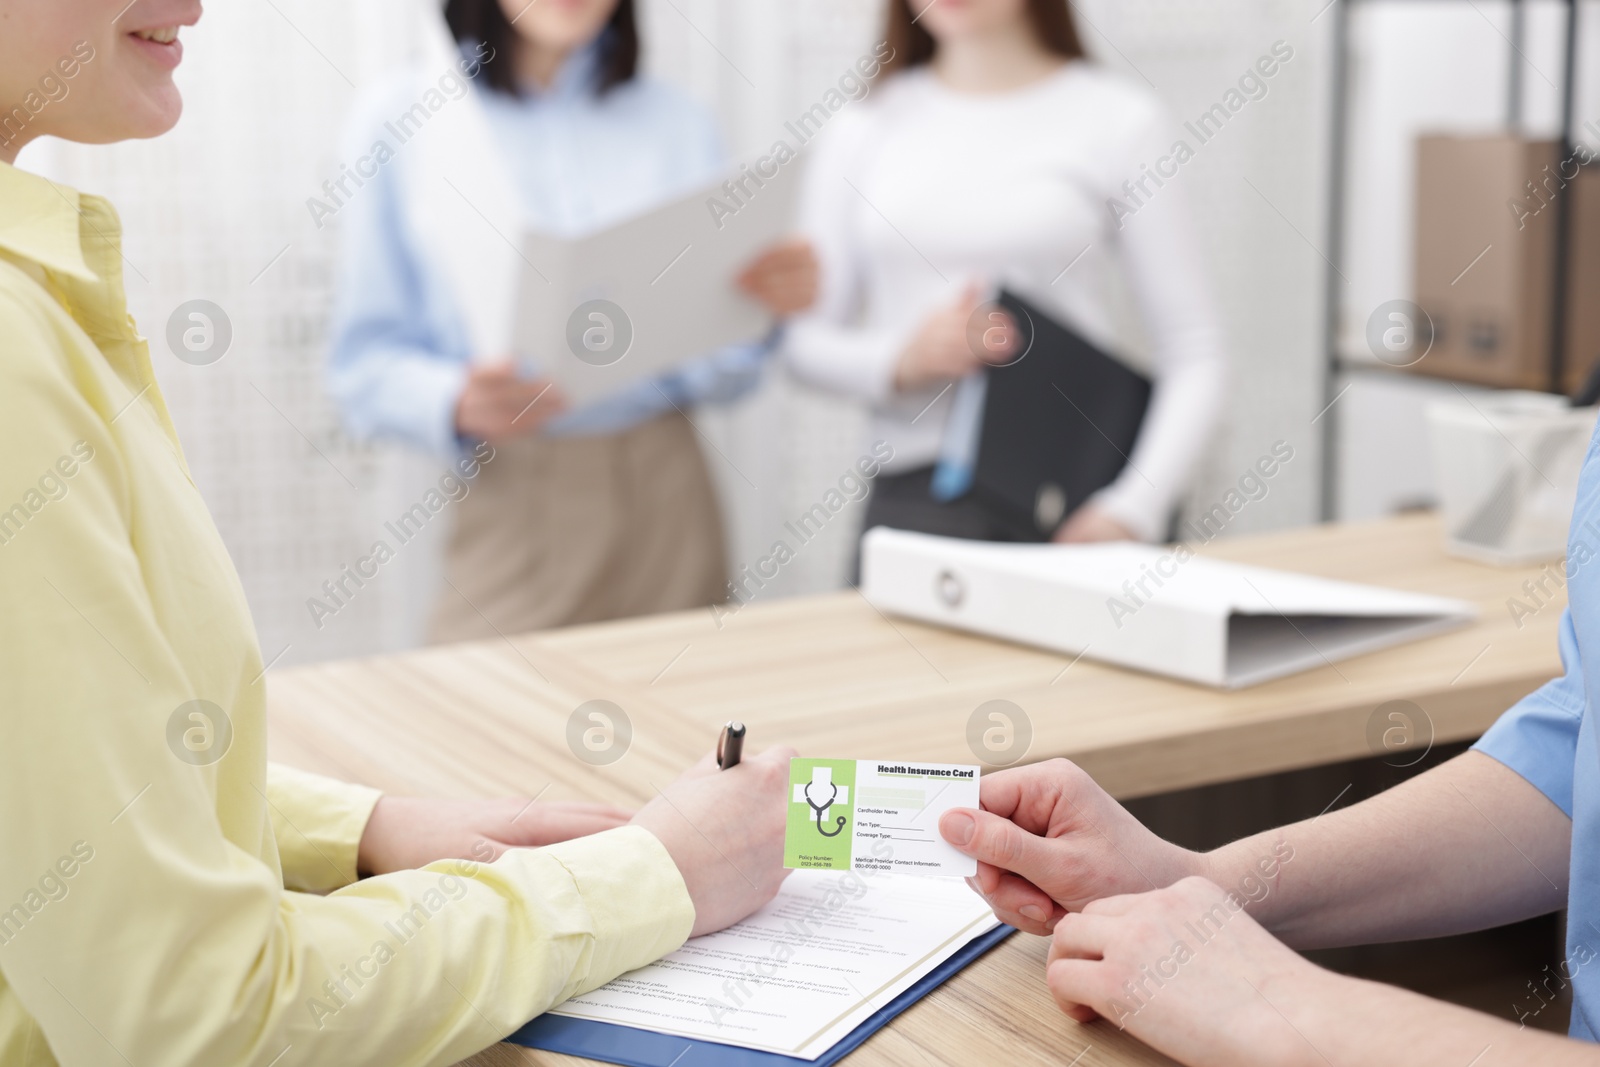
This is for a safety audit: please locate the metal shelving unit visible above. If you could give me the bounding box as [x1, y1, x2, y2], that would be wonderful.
[1318, 0, 1584, 520]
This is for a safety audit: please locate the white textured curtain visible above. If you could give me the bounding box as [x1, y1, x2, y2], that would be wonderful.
[21, 0, 1330, 667]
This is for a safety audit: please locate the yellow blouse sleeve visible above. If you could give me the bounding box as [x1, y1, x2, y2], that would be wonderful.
[0, 281, 695, 1067]
[266, 763, 382, 893]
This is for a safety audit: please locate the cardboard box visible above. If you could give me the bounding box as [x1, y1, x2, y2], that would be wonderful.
[1563, 163, 1600, 395]
[1412, 134, 1600, 392]
[1413, 135, 1559, 389]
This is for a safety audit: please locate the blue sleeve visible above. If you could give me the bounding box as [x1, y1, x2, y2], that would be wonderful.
[325, 91, 469, 457]
[656, 336, 775, 407]
[549, 338, 773, 436]
[1473, 607, 1585, 817]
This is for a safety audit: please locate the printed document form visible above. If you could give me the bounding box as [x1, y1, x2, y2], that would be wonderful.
[549, 870, 1000, 1060]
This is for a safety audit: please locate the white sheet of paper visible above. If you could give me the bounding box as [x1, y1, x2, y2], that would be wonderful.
[548, 870, 1001, 1060]
[511, 163, 802, 406]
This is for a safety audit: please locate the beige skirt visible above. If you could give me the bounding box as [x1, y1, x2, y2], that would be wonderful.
[429, 412, 728, 643]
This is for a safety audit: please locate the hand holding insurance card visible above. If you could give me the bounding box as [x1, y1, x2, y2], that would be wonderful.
[785, 758, 979, 878]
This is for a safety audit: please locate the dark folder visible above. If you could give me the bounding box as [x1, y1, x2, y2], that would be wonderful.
[972, 289, 1151, 541]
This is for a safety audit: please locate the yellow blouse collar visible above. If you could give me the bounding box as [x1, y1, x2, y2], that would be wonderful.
[0, 159, 100, 282]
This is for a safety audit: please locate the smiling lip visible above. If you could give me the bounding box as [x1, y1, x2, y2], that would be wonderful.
[126, 30, 184, 70]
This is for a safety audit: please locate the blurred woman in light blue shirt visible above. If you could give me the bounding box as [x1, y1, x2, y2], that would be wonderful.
[329, 0, 815, 640]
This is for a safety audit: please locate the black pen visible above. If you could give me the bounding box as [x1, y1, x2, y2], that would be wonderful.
[717, 721, 746, 769]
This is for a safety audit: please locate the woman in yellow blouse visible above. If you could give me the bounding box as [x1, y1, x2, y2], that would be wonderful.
[0, 3, 790, 1065]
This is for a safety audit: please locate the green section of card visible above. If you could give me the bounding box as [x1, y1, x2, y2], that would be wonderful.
[784, 758, 857, 870]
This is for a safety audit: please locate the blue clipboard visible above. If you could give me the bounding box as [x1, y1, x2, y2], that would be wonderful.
[508, 925, 1014, 1067]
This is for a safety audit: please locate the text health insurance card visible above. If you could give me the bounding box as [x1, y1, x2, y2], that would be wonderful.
[784, 758, 979, 877]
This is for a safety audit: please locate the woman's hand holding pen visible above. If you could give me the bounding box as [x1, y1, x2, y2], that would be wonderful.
[632, 745, 796, 938]
[893, 282, 1018, 391]
[454, 362, 569, 442]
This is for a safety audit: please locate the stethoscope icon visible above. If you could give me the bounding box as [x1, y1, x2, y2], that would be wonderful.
[804, 780, 847, 838]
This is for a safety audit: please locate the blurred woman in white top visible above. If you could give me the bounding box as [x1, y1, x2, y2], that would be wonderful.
[786, 0, 1225, 544]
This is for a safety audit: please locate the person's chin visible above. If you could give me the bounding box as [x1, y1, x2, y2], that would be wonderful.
[94, 88, 184, 144]
[921, 5, 999, 41]
[921, 15, 979, 41]
[540, 26, 607, 53]
[133, 85, 184, 137]
[528, 9, 612, 49]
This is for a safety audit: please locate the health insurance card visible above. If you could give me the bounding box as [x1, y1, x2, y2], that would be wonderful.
[784, 758, 979, 878]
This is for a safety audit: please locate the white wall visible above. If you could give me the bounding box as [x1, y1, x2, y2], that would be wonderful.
[1339, 0, 1575, 356]
[20, 0, 1336, 667]
[1332, 0, 1600, 520]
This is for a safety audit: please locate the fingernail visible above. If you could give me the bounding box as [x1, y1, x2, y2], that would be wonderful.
[942, 811, 975, 846]
[1020, 904, 1047, 923]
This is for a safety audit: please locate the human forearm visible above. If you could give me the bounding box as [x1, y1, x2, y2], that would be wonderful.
[656, 341, 770, 408]
[1048, 877, 1596, 1067]
[1265, 965, 1598, 1067]
[944, 751, 1569, 949]
[327, 343, 469, 455]
[269, 763, 382, 892]
[1092, 347, 1225, 541]
[1202, 752, 1570, 949]
[11, 821, 692, 1066]
[783, 317, 902, 401]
